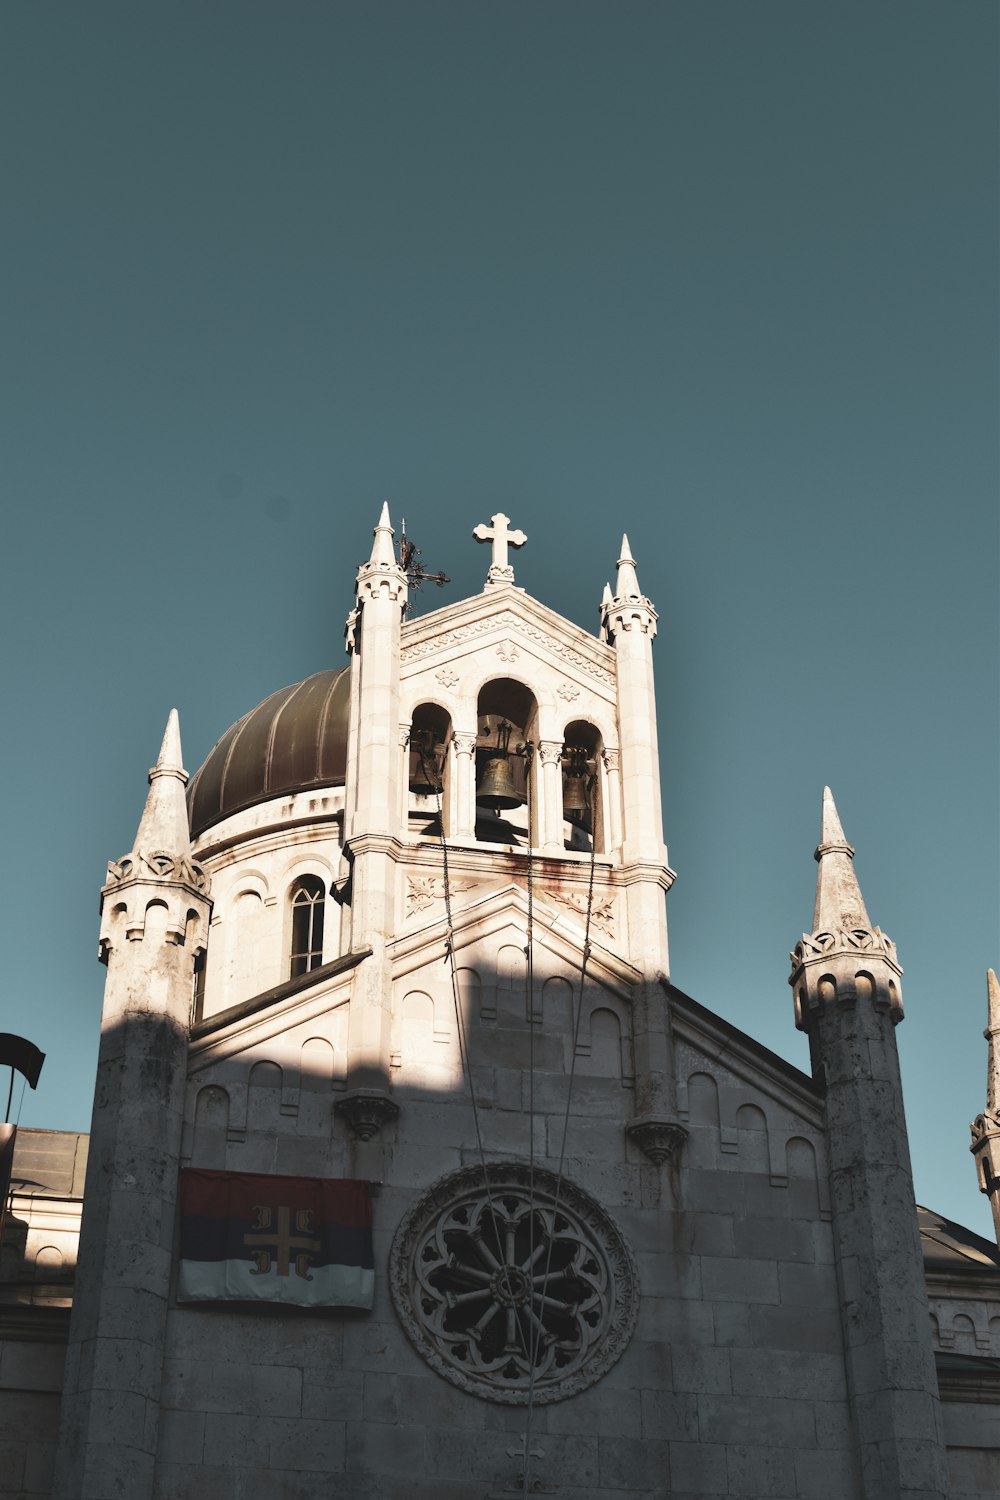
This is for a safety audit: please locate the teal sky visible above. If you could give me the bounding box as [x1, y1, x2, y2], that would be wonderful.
[1, 3, 996, 1234]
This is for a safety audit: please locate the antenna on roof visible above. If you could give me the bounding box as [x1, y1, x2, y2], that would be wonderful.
[399, 517, 450, 616]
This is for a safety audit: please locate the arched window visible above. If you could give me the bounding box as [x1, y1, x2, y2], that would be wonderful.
[475, 679, 537, 847]
[290, 877, 326, 978]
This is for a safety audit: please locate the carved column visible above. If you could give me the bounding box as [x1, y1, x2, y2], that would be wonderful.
[451, 733, 477, 841]
[602, 746, 622, 855]
[398, 724, 411, 828]
[538, 740, 564, 854]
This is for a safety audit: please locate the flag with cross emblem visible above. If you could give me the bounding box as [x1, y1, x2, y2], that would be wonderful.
[177, 1169, 374, 1308]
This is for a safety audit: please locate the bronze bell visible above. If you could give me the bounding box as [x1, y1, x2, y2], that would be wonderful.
[562, 771, 590, 819]
[477, 752, 523, 810]
[562, 745, 592, 823]
[409, 729, 440, 794]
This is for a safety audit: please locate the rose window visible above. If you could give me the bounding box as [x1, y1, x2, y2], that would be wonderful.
[389, 1163, 638, 1404]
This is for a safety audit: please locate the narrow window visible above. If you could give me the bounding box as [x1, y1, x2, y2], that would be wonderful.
[192, 950, 207, 1021]
[290, 877, 326, 978]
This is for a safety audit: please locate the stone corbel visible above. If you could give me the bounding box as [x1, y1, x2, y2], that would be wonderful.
[625, 1115, 688, 1165]
[334, 1089, 399, 1142]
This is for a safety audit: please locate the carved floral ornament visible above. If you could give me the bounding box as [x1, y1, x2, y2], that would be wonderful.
[389, 1164, 639, 1405]
[406, 875, 478, 915]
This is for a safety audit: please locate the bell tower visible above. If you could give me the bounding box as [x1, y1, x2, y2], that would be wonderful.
[333, 510, 685, 1170]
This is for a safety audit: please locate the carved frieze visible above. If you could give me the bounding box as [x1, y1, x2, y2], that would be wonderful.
[789, 925, 899, 973]
[105, 848, 209, 893]
[401, 610, 615, 690]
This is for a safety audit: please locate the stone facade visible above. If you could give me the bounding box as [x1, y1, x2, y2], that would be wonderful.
[1, 509, 998, 1497]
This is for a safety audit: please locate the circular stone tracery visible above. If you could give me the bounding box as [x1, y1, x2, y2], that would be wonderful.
[389, 1163, 639, 1405]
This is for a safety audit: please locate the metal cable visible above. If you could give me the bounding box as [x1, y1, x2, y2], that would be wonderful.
[521, 773, 599, 1496]
[419, 743, 533, 1351]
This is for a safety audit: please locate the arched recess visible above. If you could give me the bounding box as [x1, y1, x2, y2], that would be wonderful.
[578, 1007, 624, 1080]
[99, 902, 128, 965]
[247, 1059, 283, 1133]
[408, 702, 453, 837]
[475, 678, 538, 848]
[735, 1103, 769, 1172]
[497, 943, 528, 1025]
[227, 889, 264, 1005]
[951, 1314, 978, 1355]
[192, 1084, 230, 1167]
[576, 991, 633, 1082]
[561, 719, 605, 854]
[542, 976, 574, 1037]
[686, 1071, 721, 1130]
[455, 966, 485, 1025]
[395, 990, 437, 1071]
[786, 1135, 821, 1218]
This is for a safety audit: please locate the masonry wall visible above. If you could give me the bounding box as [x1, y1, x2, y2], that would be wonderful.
[149, 926, 865, 1500]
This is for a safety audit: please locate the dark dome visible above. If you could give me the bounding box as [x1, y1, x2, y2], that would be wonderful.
[188, 667, 350, 838]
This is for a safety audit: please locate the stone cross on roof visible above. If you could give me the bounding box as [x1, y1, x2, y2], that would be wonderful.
[472, 512, 527, 586]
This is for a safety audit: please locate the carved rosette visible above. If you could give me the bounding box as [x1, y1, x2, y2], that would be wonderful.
[389, 1163, 639, 1405]
[626, 1116, 688, 1165]
[334, 1090, 399, 1142]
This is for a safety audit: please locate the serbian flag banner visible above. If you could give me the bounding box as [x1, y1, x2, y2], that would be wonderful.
[177, 1169, 374, 1309]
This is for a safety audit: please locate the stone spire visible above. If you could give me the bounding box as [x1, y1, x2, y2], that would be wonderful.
[615, 534, 640, 599]
[601, 534, 657, 646]
[813, 785, 872, 932]
[971, 969, 1000, 1248]
[791, 787, 901, 1030]
[369, 501, 397, 568]
[134, 709, 191, 856]
[987, 968, 1000, 1112]
[100, 710, 209, 956]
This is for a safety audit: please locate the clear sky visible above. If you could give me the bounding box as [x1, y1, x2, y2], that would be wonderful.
[1, 3, 996, 1235]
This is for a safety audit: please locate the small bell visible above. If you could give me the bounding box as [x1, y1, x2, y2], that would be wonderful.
[562, 745, 592, 824]
[409, 728, 440, 794]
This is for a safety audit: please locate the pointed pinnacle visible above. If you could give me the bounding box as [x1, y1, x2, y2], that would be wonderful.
[812, 787, 871, 932]
[986, 970, 1000, 1112]
[615, 534, 640, 599]
[368, 502, 397, 567]
[135, 710, 192, 855]
[601, 581, 613, 606]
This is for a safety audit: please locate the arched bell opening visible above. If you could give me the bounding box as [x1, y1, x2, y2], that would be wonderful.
[475, 679, 537, 848]
[408, 702, 452, 838]
[561, 720, 604, 854]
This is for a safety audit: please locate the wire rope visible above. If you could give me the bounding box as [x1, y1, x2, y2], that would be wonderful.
[418, 742, 534, 1362]
[521, 772, 598, 1496]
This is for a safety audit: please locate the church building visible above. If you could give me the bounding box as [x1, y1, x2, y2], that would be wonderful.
[2, 508, 999, 1498]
